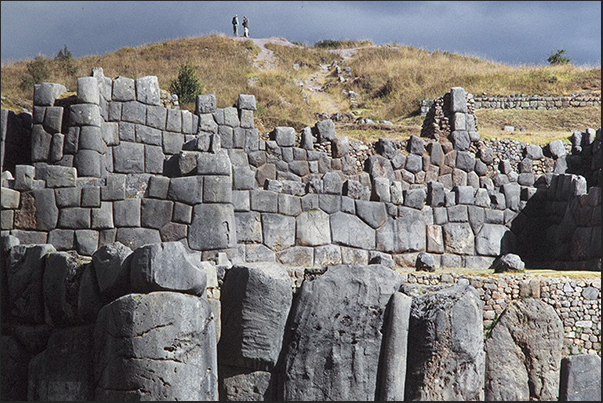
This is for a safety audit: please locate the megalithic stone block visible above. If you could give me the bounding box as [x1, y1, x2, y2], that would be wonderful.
[450, 87, 467, 113]
[94, 292, 218, 400]
[279, 265, 403, 401]
[77, 77, 100, 104]
[378, 292, 412, 401]
[129, 242, 207, 296]
[189, 203, 236, 250]
[135, 76, 160, 105]
[402, 283, 484, 401]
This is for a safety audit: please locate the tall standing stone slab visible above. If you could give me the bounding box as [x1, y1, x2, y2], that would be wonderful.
[94, 292, 218, 400]
[218, 263, 292, 368]
[279, 265, 403, 401]
[402, 283, 484, 401]
[484, 298, 564, 401]
[378, 292, 412, 401]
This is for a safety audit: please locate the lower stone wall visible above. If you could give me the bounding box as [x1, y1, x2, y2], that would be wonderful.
[472, 93, 601, 110]
[401, 270, 601, 357]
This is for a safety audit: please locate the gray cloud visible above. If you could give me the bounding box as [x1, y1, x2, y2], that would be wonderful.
[1, 1, 600, 66]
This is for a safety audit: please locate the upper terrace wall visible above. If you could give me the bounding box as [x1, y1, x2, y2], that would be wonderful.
[1, 72, 601, 271]
[420, 92, 601, 115]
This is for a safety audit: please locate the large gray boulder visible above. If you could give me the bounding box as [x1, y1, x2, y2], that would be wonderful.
[27, 325, 94, 401]
[402, 283, 484, 401]
[6, 244, 56, 323]
[484, 298, 564, 401]
[279, 265, 403, 401]
[559, 354, 601, 401]
[129, 242, 207, 296]
[491, 252, 525, 273]
[94, 292, 217, 400]
[218, 263, 293, 400]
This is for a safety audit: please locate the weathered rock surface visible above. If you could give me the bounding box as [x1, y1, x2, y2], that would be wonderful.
[218, 262, 293, 400]
[27, 325, 94, 401]
[129, 241, 207, 296]
[279, 264, 403, 401]
[94, 292, 217, 400]
[484, 298, 564, 401]
[402, 283, 484, 401]
[559, 354, 601, 401]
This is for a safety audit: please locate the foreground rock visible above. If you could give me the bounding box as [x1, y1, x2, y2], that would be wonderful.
[402, 283, 484, 401]
[279, 265, 403, 401]
[94, 292, 217, 400]
[485, 298, 564, 401]
[218, 263, 293, 401]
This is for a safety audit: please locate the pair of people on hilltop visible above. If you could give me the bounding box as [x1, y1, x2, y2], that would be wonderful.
[232, 15, 249, 37]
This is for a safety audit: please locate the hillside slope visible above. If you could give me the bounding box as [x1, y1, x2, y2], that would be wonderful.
[1, 34, 600, 144]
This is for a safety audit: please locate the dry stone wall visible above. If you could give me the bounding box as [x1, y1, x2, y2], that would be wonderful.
[1, 78, 600, 273]
[0, 70, 600, 400]
[420, 92, 601, 115]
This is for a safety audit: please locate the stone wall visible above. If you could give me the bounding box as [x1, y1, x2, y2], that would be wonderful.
[1, 76, 600, 273]
[420, 92, 601, 115]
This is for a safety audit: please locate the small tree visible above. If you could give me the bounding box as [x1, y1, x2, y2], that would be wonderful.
[547, 49, 572, 65]
[169, 61, 202, 105]
[56, 44, 77, 76]
[20, 56, 50, 91]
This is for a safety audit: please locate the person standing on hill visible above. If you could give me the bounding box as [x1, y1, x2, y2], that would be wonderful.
[242, 16, 249, 37]
[232, 14, 239, 37]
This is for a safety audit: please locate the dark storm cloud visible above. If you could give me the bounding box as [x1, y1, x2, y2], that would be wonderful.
[1, 1, 600, 66]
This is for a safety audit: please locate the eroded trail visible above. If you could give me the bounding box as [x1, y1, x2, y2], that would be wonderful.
[233, 37, 361, 116]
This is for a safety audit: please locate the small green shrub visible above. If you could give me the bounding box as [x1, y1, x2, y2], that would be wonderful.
[56, 44, 76, 76]
[547, 49, 572, 65]
[169, 61, 203, 105]
[20, 56, 50, 92]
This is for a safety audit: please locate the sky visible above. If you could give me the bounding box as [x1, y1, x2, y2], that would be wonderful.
[1, 1, 601, 67]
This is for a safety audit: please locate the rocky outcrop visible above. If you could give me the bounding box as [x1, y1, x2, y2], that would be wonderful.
[485, 298, 564, 401]
[402, 283, 485, 401]
[278, 264, 403, 401]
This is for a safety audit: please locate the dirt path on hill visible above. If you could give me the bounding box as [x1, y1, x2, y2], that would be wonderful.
[233, 37, 362, 116]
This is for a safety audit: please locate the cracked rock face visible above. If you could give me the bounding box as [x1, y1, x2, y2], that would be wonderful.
[484, 297, 564, 401]
[278, 264, 403, 401]
[402, 283, 485, 401]
[93, 292, 217, 400]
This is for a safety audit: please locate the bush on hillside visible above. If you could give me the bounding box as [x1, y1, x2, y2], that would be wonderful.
[19, 56, 50, 92]
[547, 49, 572, 65]
[56, 44, 76, 76]
[169, 61, 203, 105]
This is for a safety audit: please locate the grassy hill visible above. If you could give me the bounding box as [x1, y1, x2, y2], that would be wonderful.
[1, 34, 600, 145]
